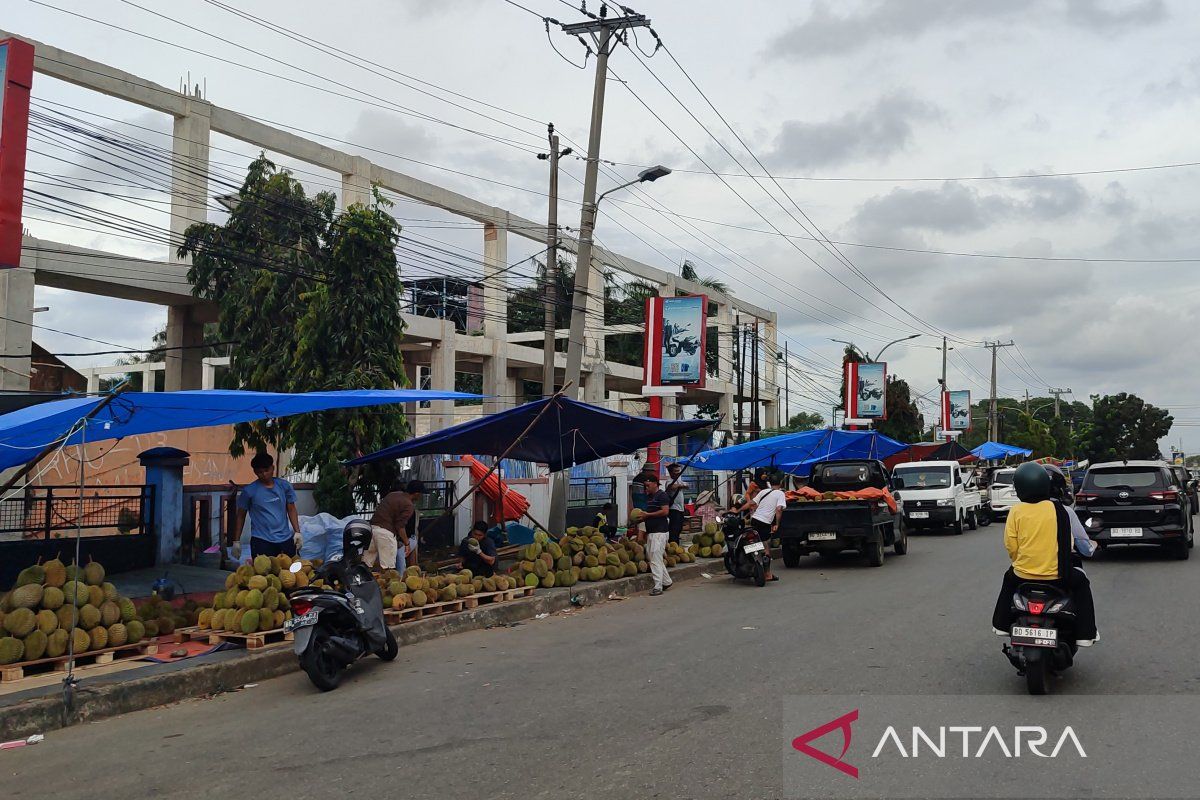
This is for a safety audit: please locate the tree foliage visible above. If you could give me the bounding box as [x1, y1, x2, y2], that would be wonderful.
[874, 376, 924, 443]
[1077, 393, 1172, 463]
[179, 155, 408, 515]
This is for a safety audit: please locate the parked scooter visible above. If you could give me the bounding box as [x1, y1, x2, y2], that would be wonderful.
[720, 510, 772, 587]
[1001, 582, 1080, 695]
[285, 520, 398, 691]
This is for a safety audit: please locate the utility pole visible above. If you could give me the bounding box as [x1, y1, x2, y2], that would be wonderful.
[1025, 389, 1030, 416]
[1048, 387, 1072, 418]
[751, 321, 760, 440]
[734, 317, 743, 443]
[941, 336, 948, 389]
[538, 125, 570, 398]
[783, 341, 789, 427]
[987, 340, 1015, 442]
[560, 9, 651, 399]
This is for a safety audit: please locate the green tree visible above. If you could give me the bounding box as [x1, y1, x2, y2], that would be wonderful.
[1003, 413, 1057, 457]
[1078, 393, 1173, 462]
[762, 411, 826, 435]
[874, 376, 924, 443]
[179, 155, 409, 515]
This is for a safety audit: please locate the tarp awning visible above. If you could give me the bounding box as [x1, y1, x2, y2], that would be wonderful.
[349, 396, 715, 472]
[0, 389, 475, 471]
[971, 441, 1034, 460]
[930, 440, 978, 462]
[689, 428, 908, 474]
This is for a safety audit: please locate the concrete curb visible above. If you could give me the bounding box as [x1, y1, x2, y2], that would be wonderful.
[0, 560, 716, 740]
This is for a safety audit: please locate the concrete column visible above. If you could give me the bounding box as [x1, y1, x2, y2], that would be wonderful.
[660, 394, 679, 460]
[341, 155, 373, 210]
[482, 223, 508, 338]
[139, 447, 190, 566]
[429, 320, 457, 431]
[166, 99, 211, 392]
[716, 301, 733, 384]
[402, 359, 419, 430]
[609, 457, 631, 524]
[482, 339, 509, 415]
[442, 459, 475, 546]
[764, 317, 780, 430]
[0, 266, 34, 392]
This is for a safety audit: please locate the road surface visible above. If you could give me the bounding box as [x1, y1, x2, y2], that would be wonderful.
[6, 528, 1198, 798]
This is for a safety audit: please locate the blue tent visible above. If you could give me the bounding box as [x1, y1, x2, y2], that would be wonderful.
[0, 389, 473, 471]
[689, 428, 908, 474]
[971, 441, 1033, 461]
[349, 396, 715, 473]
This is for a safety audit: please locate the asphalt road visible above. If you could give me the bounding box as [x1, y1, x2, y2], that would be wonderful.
[5, 526, 1199, 799]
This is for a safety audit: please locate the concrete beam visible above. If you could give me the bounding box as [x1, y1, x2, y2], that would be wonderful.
[22, 237, 211, 307]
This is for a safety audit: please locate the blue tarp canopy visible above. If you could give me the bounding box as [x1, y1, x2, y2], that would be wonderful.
[0, 389, 474, 471]
[689, 428, 908, 475]
[971, 441, 1033, 460]
[349, 396, 715, 473]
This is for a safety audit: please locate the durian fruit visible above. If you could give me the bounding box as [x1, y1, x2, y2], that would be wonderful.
[244, 589, 264, 610]
[481, 577, 497, 592]
[253, 555, 272, 576]
[280, 570, 296, 590]
[125, 619, 145, 643]
[82, 559, 105, 586]
[41, 585, 65, 611]
[46, 629, 68, 658]
[100, 600, 121, 627]
[23, 629, 48, 661]
[264, 587, 280, 612]
[605, 553, 621, 567]
[35, 609, 58, 634]
[224, 572, 240, 590]
[79, 604, 101, 630]
[157, 617, 176, 635]
[713, 530, 725, 544]
[108, 623, 129, 646]
[101, 582, 119, 602]
[392, 593, 411, 610]
[441, 584, 458, 601]
[247, 575, 268, 591]
[89, 626, 108, 650]
[4, 608, 36, 637]
[43, 557, 67, 588]
[606, 565, 622, 580]
[86, 585, 105, 607]
[64, 563, 79, 583]
[710, 544, 723, 557]
[118, 597, 136, 623]
[0, 636, 25, 664]
[143, 619, 160, 638]
[63, 580, 89, 608]
[272, 611, 285, 629]
[411, 590, 428, 607]
[56, 605, 78, 631]
[540, 572, 556, 589]
[623, 562, 637, 577]
[524, 573, 539, 588]
[15, 564, 46, 588]
[10, 583, 43, 610]
[637, 560, 649, 573]
[70, 627, 91, 654]
[703, 521, 719, 535]
[236, 609, 257, 633]
[700, 546, 712, 558]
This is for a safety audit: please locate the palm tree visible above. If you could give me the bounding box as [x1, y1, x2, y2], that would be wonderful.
[681, 260, 729, 295]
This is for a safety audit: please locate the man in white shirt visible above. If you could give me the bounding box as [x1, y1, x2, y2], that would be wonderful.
[735, 471, 785, 582]
[665, 463, 689, 544]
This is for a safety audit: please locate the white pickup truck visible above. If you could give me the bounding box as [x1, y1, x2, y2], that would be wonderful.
[891, 460, 983, 534]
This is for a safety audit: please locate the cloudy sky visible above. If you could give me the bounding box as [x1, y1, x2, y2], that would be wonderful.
[8, 0, 1200, 450]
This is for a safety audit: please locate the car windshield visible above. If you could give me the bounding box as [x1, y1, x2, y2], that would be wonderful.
[991, 470, 1015, 486]
[1084, 468, 1165, 489]
[893, 466, 951, 488]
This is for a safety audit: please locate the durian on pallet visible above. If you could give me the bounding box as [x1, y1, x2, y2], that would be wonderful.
[173, 625, 293, 650]
[0, 639, 158, 684]
[384, 597, 468, 623]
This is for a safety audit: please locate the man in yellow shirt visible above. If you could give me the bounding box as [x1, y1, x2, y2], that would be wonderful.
[992, 462, 1098, 645]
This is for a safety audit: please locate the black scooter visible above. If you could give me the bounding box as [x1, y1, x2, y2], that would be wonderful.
[286, 520, 398, 691]
[720, 511, 772, 587]
[1001, 582, 1079, 695]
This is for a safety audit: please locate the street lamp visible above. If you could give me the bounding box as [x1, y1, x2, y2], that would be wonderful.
[596, 164, 672, 206]
[829, 334, 920, 362]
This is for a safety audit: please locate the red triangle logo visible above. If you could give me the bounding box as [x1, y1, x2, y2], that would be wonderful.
[792, 709, 859, 779]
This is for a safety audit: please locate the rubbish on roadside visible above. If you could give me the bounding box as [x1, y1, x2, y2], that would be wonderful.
[741, 626, 757, 630]
[242, 683, 258, 689]
[0, 735, 43, 750]
[534, 613, 550, 620]
[700, 573, 713, 579]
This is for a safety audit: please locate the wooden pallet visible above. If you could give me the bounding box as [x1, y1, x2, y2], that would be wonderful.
[1, 640, 159, 684]
[384, 598, 466, 624]
[173, 626, 292, 650]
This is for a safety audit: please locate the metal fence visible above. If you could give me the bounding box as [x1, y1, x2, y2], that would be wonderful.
[0, 485, 154, 539]
[568, 477, 615, 508]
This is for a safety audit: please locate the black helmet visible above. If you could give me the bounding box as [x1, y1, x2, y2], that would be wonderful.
[1043, 464, 1070, 504]
[342, 519, 373, 562]
[1013, 462, 1051, 503]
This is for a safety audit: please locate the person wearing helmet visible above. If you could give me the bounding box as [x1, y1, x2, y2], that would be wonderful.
[991, 462, 1098, 645]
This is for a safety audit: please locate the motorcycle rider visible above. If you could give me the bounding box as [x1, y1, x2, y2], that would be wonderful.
[733, 471, 784, 582]
[991, 462, 1098, 646]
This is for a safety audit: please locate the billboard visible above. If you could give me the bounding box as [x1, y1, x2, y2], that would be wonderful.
[0, 38, 34, 270]
[845, 361, 887, 420]
[942, 389, 972, 431]
[643, 294, 707, 387]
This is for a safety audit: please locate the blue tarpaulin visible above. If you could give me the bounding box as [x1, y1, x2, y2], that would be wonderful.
[349, 396, 715, 472]
[971, 441, 1033, 460]
[689, 428, 908, 474]
[0, 389, 474, 471]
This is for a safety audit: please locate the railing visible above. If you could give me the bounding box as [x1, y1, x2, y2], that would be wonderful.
[568, 477, 615, 508]
[0, 485, 154, 539]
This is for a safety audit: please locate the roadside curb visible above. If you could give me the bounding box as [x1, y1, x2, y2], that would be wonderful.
[0, 560, 715, 740]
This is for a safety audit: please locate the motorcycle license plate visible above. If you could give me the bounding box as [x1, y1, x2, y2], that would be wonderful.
[1109, 527, 1142, 538]
[909, 511, 929, 519]
[1011, 626, 1058, 648]
[808, 532, 837, 541]
[283, 610, 318, 632]
[743, 541, 765, 554]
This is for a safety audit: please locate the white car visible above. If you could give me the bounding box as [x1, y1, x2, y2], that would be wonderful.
[892, 460, 984, 534]
[988, 468, 1018, 517]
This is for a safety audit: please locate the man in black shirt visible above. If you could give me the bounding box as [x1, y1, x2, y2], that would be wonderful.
[640, 474, 673, 596]
[458, 521, 498, 578]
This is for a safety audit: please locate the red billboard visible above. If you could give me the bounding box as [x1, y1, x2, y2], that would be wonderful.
[844, 360, 887, 420]
[0, 38, 34, 270]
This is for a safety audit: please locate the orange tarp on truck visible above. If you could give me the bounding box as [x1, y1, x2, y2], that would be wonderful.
[786, 485, 898, 514]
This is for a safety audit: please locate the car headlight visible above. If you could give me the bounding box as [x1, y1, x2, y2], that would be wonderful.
[936, 498, 954, 506]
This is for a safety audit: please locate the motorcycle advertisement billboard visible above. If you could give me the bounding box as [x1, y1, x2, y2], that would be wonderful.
[0, 38, 34, 270]
[644, 294, 707, 387]
[845, 361, 887, 420]
[942, 389, 972, 431]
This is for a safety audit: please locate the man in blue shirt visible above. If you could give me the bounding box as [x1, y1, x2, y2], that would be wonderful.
[235, 453, 301, 559]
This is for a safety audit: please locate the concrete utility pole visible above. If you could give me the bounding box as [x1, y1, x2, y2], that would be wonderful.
[783, 341, 789, 426]
[1048, 387, 1072, 418]
[560, 10, 651, 399]
[988, 340, 1015, 442]
[941, 336, 948, 389]
[1025, 390, 1030, 416]
[538, 124, 571, 398]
